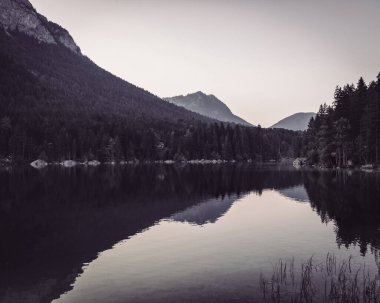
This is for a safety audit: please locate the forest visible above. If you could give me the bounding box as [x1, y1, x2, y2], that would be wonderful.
[304, 74, 380, 167]
[0, 47, 302, 164]
[2, 25, 379, 167]
[1, 4, 380, 167]
[0, 29, 304, 165]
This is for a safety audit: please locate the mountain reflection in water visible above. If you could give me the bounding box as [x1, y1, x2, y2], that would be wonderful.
[278, 185, 310, 202]
[0, 165, 379, 303]
[169, 194, 239, 225]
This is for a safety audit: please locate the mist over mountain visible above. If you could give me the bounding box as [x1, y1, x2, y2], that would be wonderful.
[270, 112, 316, 131]
[164, 92, 252, 126]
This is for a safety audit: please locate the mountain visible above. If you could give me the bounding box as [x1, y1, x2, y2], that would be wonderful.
[0, 0, 215, 161]
[0, 0, 81, 53]
[164, 91, 252, 126]
[0, 0, 211, 123]
[270, 112, 316, 131]
[0, 0, 302, 163]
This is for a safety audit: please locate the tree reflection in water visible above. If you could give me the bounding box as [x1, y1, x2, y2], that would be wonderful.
[0, 165, 379, 302]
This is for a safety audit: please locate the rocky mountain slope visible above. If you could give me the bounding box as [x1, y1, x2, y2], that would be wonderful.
[270, 112, 316, 131]
[0, 0, 80, 53]
[164, 91, 252, 126]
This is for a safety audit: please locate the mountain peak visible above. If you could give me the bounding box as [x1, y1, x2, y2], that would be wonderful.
[270, 112, 316, 131]
[164, 92, 252, 126]
[0, 0, 81, 54]
[13, 0, 32, 8]
[187, 91, 207, 97]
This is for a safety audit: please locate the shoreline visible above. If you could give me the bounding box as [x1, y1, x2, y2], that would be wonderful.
[0, 158, 296, 170]
[1, 157, 379, 173]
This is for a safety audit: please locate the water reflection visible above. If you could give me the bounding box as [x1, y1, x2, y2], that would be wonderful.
[170, 194, 239, 225]
[278, 185, 310, 203]
[304, 170, 380, 256]
[0, 165, 379, 303]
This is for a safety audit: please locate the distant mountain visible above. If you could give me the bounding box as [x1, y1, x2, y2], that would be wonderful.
[270, 112, 316, 131]
[164, 91, 252, 126]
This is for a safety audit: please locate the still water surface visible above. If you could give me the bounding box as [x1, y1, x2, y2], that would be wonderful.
[0, 165, 379, 302]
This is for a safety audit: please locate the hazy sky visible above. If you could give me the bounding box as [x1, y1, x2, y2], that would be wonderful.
[30, 0, 380, 126]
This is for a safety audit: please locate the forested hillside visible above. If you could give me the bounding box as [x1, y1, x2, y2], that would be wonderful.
[304, 75, 380, 167]
[0, 1, 302, 164]
[0, 43, 301, 163]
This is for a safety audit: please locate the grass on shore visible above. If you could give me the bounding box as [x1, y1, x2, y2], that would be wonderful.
[259, 253, 380, 302]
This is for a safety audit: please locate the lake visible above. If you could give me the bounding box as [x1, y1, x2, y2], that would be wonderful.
[0, 164, 379, 303]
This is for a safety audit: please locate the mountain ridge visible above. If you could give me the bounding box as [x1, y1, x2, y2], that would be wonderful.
[164, 91, 252, 126]
[0, 0, 81, 53]
[270, 112, 316, 131]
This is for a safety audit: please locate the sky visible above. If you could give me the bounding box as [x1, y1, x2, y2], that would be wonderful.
[30, 0, 380, 127]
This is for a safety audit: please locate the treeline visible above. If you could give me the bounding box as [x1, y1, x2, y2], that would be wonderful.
[304, 74, 380, 167]
[0, 110, 303, 164]
[0, 54, 303, 164]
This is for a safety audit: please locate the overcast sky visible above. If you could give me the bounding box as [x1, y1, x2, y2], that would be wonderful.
[30, 0, 380, 126]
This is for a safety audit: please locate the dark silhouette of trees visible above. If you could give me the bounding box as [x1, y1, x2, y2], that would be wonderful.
[0, 41, 302, 163]
[304, 74, 380, 167]
[304, 170, 380, 255]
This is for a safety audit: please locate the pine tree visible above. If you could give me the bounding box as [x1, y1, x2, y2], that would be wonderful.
[334, 118, 350, 167]
[305, 73, 380, 166]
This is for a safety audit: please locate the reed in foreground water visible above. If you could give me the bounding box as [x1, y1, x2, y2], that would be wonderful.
[259, 253, 380, 303]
